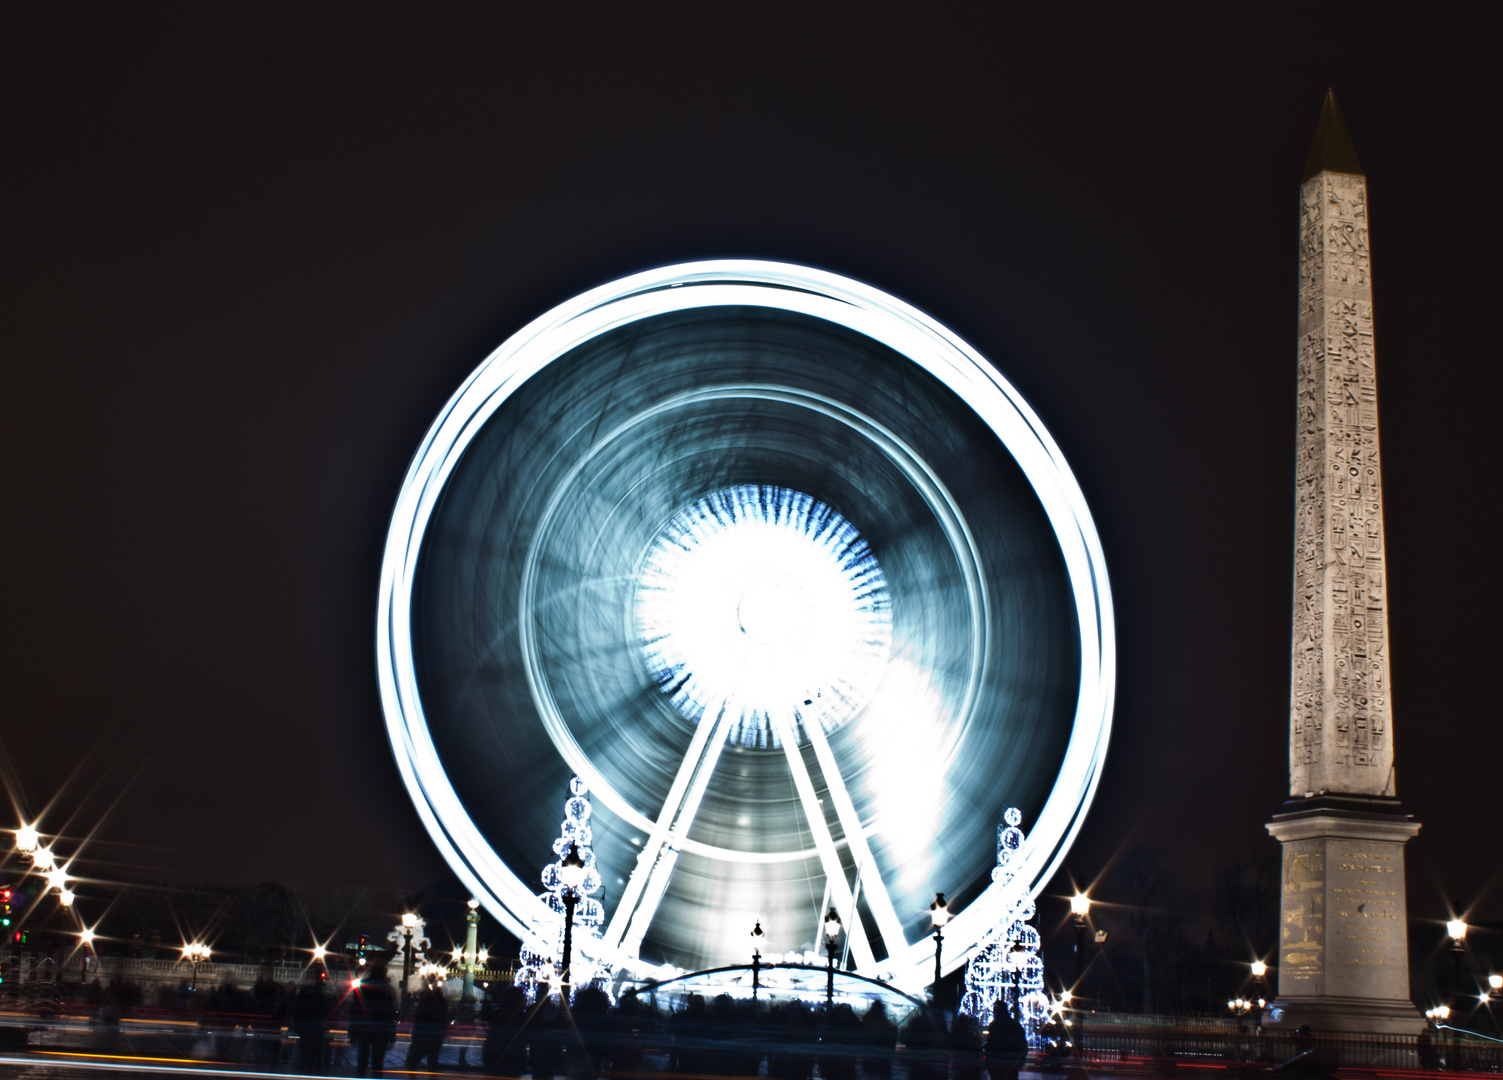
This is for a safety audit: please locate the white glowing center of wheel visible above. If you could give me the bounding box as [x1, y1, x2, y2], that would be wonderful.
[635, 486, 892, 748]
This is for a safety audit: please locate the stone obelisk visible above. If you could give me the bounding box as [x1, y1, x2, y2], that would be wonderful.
[1266, 90, 1422, 1036]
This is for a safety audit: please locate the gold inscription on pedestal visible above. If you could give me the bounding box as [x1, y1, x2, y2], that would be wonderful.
[1281, 850, 1325, 987]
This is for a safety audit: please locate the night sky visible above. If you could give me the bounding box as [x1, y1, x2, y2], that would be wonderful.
[4, 3, 1500, 939]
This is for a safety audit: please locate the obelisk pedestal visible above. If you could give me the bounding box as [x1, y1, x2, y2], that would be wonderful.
[1268, 796, 1420, 1033]
[1266, 91, 1422, 1036]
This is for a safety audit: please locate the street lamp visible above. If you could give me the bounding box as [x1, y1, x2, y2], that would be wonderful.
[182, 942, 210, 992]
[15, 824, 39, 856]
[462, 898, 482, 1003]
[930, 893, 951, 1003]
[558, 841, 587, 998]
[1447, 914, 1468, 1011]
[824, 907, 843, 1008]
[1489, 974, 1502, 995]
[1005, 940, 1029, 1019]
[32, 846, 55, 872]
[401, 912, 418, 1007]
[1250, 960, 1268, 1026]
[59, 888, 75, 908]
[751, 920, 766, 1000]
[1070, 892, 1091, 986]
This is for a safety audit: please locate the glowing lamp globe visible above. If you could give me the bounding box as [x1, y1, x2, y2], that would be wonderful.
[1251, 960, 1268, 978]
[15, 824, 39, 854]
[1447, 918, 1467, 942]
[1070, 892, 1091, 918]
[559, 842, 587, 889]
[929, 893, 951, 929]
[824, 907, 843, 941]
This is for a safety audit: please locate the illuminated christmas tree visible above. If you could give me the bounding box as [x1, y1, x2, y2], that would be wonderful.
[517, 777, 609, 1001]
[959, 808, 1048, 1044]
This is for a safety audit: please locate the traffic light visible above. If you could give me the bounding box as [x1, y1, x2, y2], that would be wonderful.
[1, 887, 11, 928]
[357, 934, 369, 966]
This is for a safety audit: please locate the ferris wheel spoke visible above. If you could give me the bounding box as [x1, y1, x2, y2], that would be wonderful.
[797, 709, 909, 964]
[768, 708, 877, 974]
[602, 698, 730, 960]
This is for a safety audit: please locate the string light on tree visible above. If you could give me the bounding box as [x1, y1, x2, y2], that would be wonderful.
[959, 808, 1049, 1044]
[517, 777, 608, 1002]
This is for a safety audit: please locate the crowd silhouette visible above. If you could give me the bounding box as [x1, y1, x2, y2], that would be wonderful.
[478, 987, 1031, 1080]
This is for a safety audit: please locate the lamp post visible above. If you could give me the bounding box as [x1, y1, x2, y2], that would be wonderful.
[183, 942, 210, 992]
[751, 920, 766, 1001]
[401, 912, 418, 1008]
[1070, 892, 1091, 987]
[824, 907, 843, 1009]
[1250, 960, 1268, 1030]
[558, 841, 587, 999]
[14, 824, 39, 860]
[1005, 940, 1029, 1020]
[1447, 915, 1467, 1011]
[462, 898, 481, 1003]
[930, 893, 951, 1006]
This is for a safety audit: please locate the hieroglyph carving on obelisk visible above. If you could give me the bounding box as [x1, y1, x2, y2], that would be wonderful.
[1290, 126, 1395, 799]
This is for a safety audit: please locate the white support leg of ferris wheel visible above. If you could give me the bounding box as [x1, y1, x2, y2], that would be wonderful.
[768, 708, 877, 973]
[605, 698, 734, 962]
[797, 706, 909, 967]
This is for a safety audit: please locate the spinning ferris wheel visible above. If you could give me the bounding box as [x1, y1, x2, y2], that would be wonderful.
[376, 262, 1114, 992]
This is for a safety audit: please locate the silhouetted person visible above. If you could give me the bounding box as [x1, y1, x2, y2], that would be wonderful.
[291, 973, 333, 1074]
[1415, 1025, 1439, 1072]
[531, 992, 565, 1080]
[350, 962, 399, 1077]
[983, 1002, 1028, 1080]
[950, 1012, 984, 1080]
[567, 985, 612, 1079]
[673, 993, 710, 1076]
[607, 994, 648, 1076]
[860, 1001, 897, 1080]
[482, 984, 530, 1077]
[904, 1008, 950, 1080]
[406, 982, 450, 1071]
[767, 1001, 815, 1080]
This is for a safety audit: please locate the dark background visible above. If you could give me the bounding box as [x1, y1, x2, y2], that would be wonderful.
[4, 1, 1499, 977]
